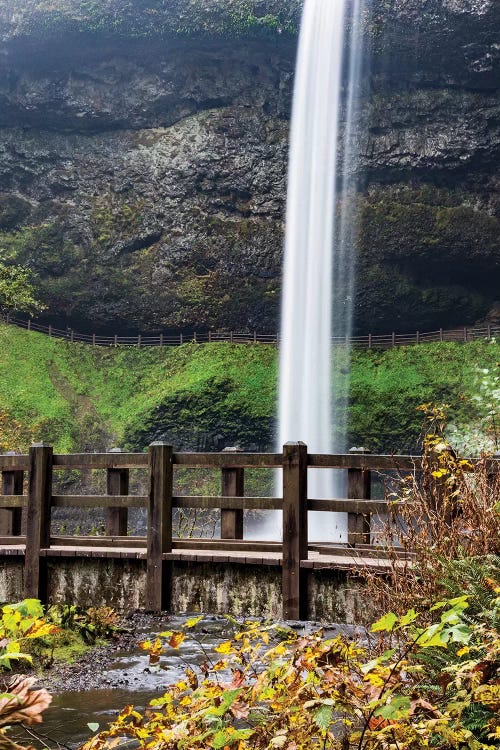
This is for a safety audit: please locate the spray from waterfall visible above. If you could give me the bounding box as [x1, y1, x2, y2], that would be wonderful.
[276, 0, 367, 542]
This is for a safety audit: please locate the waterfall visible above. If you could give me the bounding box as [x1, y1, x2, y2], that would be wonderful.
[277, 0, 366, 542]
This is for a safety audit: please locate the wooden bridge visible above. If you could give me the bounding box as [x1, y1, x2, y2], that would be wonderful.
[5, 316, 500, 349]
[0, 445, 498, 619]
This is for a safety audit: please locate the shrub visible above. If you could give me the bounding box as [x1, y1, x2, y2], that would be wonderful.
[363, 405, 500, 616]
[81, 595, 500, 750]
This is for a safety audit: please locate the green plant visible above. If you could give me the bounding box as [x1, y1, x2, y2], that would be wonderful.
[0, 263, 44, 317]
[363, 405, 500, 616]
[47, 604, 121, 644]
[0, 600, 58, 670]
[82, 592, 500, 750]
[0, 601, 54, 750]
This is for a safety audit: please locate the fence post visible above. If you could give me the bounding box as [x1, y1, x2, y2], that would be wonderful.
[221, 448, 244, 539]
[105, 448, 129, 537]
[416, 330, 420, 345]
[439, 328, 443, 342]
[0, 453, 23, 536]
[138, 335, 142, 348]
[463, 327, 467, 343]
[146, 443, 173, 611]
[347, 447, 371, 547]
[27, 320, 31, 331]
[160, 333, 164, 347]
[92, 333, 96, 346]
[25, 445, 53, 600]
[282, 442, 308, 620]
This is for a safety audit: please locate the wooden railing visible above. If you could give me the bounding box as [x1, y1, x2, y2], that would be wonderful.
[5, 316, 500, 349]
[0, 445, 498, 619]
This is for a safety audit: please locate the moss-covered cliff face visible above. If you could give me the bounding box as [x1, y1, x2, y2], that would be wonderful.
[0, 0, 498, 333]
[0, 322, 498, 456]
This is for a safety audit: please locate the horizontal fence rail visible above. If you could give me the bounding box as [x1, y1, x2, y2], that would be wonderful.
[0, 443, 498, 619]
[4, 316, 500, 349]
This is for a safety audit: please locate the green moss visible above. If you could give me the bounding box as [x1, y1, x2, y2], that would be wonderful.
[354, 187, 500, 332]
[0, 323, 498, 455]
[359, 188, 500, 267]
[25, 628, 94, 669]
[91, 194, 145, 249]
[0, 0, 300, 42]
[350, 340, 500, 453]
[0, 194, 32, 231]
[0, 223, 86, 313]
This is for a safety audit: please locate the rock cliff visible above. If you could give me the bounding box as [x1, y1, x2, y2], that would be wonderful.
[0, 0, 498, 334]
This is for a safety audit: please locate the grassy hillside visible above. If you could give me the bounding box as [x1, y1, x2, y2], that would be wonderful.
[0, 322, 498, 455]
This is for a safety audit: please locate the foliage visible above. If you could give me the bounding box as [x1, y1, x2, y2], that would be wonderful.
[0, 601, 55, 750]
[0, 263, 44, 317]
[0, 676, 52, 750]
[0, 599, 122, 679]
[0, 599, 59, 670]
[47, 603, 122, 645]
[0, 0, 300, 41]
[0, 224, 86, 316]
[0, 322, 499, 455]
[82, 593, 500, 750]
[361, 404, 500, 616]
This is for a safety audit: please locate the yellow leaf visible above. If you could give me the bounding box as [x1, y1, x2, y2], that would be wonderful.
[215, 641, 234, 654]
[169, 632, 185, 649]
[185, 616, 203, 629]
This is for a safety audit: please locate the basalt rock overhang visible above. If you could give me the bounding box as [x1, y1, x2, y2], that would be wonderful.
[0, 1, 498, 82]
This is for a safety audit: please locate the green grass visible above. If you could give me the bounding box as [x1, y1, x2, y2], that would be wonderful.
[0, 322, 498, 454]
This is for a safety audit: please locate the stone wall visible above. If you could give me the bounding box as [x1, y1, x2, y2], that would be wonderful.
[0, 554, 376, 624]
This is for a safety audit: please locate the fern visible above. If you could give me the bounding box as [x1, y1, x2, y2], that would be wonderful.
[439, 556, 500, 627]
[462, 703, 495, 742]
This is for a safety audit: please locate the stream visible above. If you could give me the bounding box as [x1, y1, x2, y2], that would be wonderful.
[14, 616, 235, 749]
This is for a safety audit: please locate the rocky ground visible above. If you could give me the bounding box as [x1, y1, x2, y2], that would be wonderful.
[38, 612, 170, 694]
[37, 612, 360, 694]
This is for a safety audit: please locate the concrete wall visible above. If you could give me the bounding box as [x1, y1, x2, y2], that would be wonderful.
[47, 559, 147, 611]
[0, 555, 375, 624]
[0, 559, 24, 602]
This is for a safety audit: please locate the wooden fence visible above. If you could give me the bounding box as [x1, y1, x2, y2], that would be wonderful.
[0, 444, 498, 619]
[5, 317, 500, 349]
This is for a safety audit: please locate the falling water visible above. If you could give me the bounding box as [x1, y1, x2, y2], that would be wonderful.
[277, 0, 366, 542]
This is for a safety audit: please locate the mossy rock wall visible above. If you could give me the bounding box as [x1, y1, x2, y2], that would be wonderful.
[0, 0, 498, 333]
[0, 323, 498, 457]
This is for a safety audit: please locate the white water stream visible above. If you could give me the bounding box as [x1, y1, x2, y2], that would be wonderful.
[276, 0, 366, 542]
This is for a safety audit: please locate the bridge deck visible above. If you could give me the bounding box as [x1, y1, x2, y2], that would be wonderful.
[0, 544, 402, 572]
